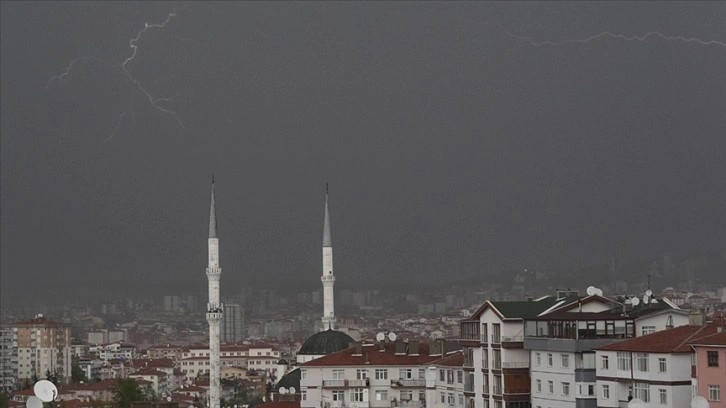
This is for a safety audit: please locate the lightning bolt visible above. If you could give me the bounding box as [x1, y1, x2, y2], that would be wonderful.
[48, 6, 197, 139]
[459, 18, 726, 49]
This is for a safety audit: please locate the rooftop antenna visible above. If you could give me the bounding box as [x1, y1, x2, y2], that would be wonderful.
[691, 396, 709, 408]
[26, 397, 43, 408]
[33, 380, 57, 403]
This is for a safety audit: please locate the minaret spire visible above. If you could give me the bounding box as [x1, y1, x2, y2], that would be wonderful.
[209, 174, 218, 238]
[205, 178, 222, 408]
[321, 183, 336, 330]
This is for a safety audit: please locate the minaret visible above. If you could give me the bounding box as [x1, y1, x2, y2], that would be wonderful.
[321, 184, 336, 330]
[205, 178, 222, 408]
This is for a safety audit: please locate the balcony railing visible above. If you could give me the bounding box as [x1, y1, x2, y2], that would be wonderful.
[501, 336, 523, 343]
[392, 379, 426, 387]
[322, 380, 346, 387]
[393, 401, 424, 408]
[501, 362, 529, 369]
[504, 388, 530, 395]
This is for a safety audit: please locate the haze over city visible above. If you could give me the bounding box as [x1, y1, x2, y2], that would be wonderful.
[2, 2, 725, 306]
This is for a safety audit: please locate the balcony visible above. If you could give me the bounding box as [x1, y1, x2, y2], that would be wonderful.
[392, 379, 425, 388]
[503, 387, 529, 395]
[393, 401, 424, 408]
[501, 362, 529, 369]
[322, 379, 369, 387]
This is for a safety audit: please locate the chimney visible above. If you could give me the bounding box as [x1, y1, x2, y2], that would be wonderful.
[688, 311, 706, 326]
[526, 296, 533, 302]
[665, 315, 674, 330]
[352, 342, 363, 356]
[556, 289, 567, 300]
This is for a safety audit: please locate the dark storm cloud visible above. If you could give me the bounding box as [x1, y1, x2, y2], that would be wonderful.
[1, 2, 725, 303]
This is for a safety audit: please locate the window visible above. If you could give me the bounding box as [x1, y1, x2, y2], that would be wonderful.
[642, 326, 656, 335]
[655, 357, 666, 373]
[419, 368, 425, 379]
[440, 392, 446, 403]
[709, 385, 721, 401]
[601, 355, 609, 370]
[659, 388, 667, 404]
[457, 371, 463, 383]
[634, 383, 650, 402]
[547, 353, 553, 367]
[493, 350, 501, 369]
[356, 369, 368, 379]
[562, 382, 570, 396]
[447, 392, 455, 405]
[617, 352, 631, 371]
[536, 380, 541, 393]
[588, 385, 594, 396]
[332, 390, 345, 401]
[301, 390, 307, 401]
[418, 390, 426, 402]
[635, 353, 648, 372]
[440, 369, 445, 381]
[535, 352, 541, 366]
[447, 370, 454, 384]
[602, 385, 610, 399]
[375, 368, 388, 380]
[401, 390, 412, 401]
[492, 323, 501, 343]
[400, 369, 413, 379]
[351, 389, 364, 402]
[332, 369, 345, 380]
[301, 370, 307, 380]
[375, 390, 388, 401]
[548, 381, 554, 394]
[458, 394, 464, 406]
[561, 354, 569, 368]
[708, 351, 719, 367]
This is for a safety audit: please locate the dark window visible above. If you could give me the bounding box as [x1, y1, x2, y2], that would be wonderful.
[707, 351, 719, 367]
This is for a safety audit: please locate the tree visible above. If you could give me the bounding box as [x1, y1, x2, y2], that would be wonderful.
[112, 379, 152, 408]
[72, 363, 88, 383]
[0, 392, 9, 408]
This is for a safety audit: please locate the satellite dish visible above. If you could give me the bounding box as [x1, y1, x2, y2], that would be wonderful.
[594, 288, 603, 296]
[691, 396, 709, 408]
[279, 387, 288, 394]
[388, 332, 397, 342]
[34, 380, 58, 402]
[26, 396, 43, 408]
[628, 398, 645, 408]
[586, 286, 596, 296]
[645, 289, 653, 297]
[376, 332, 385, 342]
[631, 297, 640, 306]
[167, 397, 172, 402]
[643, 295, 650, 305]
[289, 387, 296, 394]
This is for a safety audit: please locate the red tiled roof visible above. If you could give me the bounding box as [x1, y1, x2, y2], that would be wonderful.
[302, 342, 440, 367]
[132, 358, 174, 368]
[428, 351, 463, 367]
[256, 401, 300, 408]
[130, 368, 168, 377]
[689, 331, 726, 347]
[595, 323, 719, 353]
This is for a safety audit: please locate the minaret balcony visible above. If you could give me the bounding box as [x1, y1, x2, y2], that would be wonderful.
[206, 267, 221, 276]
[321, 275, 336, 282]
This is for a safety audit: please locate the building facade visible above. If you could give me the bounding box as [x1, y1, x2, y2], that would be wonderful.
[10, 315, 72, 384]
[690, 330, 726, 408]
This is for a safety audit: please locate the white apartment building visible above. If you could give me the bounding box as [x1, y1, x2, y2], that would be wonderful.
[180, 343, 281, 381]
[0, 327, 18, 392]
[459, 292, 580, 408]
[524, 294, 688, 408]
[300, 340, 459, 408]
[595, 322, 718, 408]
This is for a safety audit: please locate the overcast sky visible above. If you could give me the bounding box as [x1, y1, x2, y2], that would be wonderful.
[1, 2, 725, 304]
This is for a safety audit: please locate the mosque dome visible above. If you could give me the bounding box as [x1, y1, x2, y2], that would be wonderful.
[298, 329, 354, 355]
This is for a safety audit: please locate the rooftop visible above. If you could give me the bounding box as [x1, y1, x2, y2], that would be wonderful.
[595, 323, 719, 353]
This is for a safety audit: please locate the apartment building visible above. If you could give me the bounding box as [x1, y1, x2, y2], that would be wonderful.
[300, 340, 459, 408]
[0, 327, 18, 392]
[180, 343, 282, 381]
[524, 295, 688, 408]
[11, 315, 72, 384]
[690, 329, 726, 407]
[459, 292, 580, 408]
[595, 322, 718, 408]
